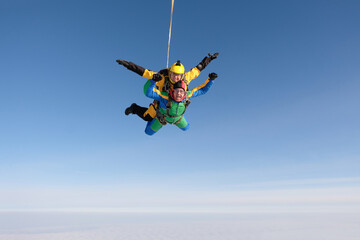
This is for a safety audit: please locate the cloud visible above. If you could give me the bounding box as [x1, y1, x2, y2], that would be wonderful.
[1, 177, 359, 213]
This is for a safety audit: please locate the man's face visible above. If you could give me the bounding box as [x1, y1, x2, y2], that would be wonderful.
[173, 88, 185, 102]
[170, 72, 183, 83]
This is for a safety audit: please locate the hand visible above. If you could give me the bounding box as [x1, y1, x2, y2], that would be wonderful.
[116, 59, 130, 68]
[208, 52, 219, 60]
[209, 72, 218, 80]
[152, 73, 163, 82]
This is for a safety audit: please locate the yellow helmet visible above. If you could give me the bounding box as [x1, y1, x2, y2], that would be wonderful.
[169, 60, 185, 83]
[170, 60, 185, 75]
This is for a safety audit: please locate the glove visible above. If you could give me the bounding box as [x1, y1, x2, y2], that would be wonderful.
[152, 73, 163, 82]
[209, 72, 218, 80]
[116, 59, 130, 68]
[208, 52, 219, 60]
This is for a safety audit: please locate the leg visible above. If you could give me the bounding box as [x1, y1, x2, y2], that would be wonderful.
[145, 118, 163, 136]
[142, 103, 157, 120]
[125, 103, 153, 121]
[176, 116, 190, 131]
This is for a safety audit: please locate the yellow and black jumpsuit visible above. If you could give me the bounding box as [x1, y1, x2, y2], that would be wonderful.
[119, 54, 217, 121]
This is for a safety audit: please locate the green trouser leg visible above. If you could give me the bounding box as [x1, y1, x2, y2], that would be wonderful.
[145, 118, 163, 135]
[176, 116, 189, 131]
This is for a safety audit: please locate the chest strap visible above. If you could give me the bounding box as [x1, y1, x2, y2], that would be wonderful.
[156, 95, 191, 125]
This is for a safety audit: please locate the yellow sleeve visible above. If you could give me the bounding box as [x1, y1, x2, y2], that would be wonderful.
[142, 69, 156, 79]
[143, 70, 167, 85]
[184, 67, 201, 84]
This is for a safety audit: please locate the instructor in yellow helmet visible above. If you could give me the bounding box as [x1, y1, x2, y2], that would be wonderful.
[168, 61, 185, 83]
[116, 52, 219, 122]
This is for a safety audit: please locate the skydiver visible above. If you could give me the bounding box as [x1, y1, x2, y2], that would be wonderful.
[143, 72, 218, 135]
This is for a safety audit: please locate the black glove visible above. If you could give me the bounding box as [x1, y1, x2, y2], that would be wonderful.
[208, 52, 219, 60]
[209, 72, 218, 80]
[152, 73, 163, 82]
[116, 59, 130, 68]
[196, 52, 219, 71]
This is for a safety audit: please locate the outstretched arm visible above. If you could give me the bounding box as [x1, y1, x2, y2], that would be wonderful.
[196, 53, 219, 71]
[116, 59, 159, 79]
[188, 73, 218, 99]
[184, 52, 219, 84]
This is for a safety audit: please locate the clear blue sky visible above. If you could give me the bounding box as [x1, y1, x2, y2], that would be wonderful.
[0, 0, 359, 212]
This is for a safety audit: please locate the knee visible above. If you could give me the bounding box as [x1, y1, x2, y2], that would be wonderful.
[145, 122, 157, 135]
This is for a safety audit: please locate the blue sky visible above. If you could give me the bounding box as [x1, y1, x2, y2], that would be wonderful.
[0, 0, 359, 212]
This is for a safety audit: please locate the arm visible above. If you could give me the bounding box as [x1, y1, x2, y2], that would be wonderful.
[188, 79, 214, 99]
[116, 59, 160, 79]
[184, 53, 219, 84]
[188, 73, 218, 99]
[143, 72, 166, 95]
[196, 53, 219, 71]
[145, 79, 169, 101]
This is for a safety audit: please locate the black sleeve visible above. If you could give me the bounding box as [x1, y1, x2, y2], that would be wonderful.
[125, 62, 146, 76]
[196, 56, 212, 71]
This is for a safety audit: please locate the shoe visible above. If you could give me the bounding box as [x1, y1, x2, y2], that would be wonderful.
[125, 103, 136, 115]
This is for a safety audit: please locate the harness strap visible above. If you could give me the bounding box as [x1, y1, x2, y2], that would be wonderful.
[163, 77, 171, 93]
[156, 92, 191, 126]
[156, 110, 167, 125]
[173, 115, 183, 125]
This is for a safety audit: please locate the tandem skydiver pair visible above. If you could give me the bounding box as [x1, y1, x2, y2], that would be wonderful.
[116, 53, 220, 135]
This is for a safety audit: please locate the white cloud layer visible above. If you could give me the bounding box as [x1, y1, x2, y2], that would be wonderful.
[1, 177, 359, 213]
[0, 212, 359, 240]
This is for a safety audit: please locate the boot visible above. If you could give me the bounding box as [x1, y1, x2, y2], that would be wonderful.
[125, 103, 137, 115]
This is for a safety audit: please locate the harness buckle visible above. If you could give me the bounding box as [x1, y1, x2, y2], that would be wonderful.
[156, 111, 167, 125]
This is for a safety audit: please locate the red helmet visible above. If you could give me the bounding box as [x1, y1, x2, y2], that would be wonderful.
[170, 81, 187, 102]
